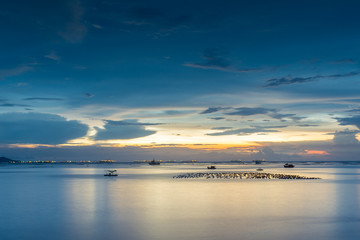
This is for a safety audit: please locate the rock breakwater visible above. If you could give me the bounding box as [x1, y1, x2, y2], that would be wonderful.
[173, 172, 320, 180]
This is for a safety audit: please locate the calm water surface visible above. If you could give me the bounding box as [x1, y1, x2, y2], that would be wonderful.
[1, 163, 359, 240]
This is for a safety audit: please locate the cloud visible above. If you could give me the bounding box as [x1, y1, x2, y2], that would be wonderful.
[0, 99, 30, 107]
[202, 106, 303, 121]
[209, 117, 225, 120]
[0, 103, 30, 107]
[0, 66, 33, 80]
[207, 126, 285, 136]
[23, 97, 64, 101]
[200, 106, 228, 114]
[123, 6, 191, 38]
[296, 124, 320, 127]
[269, 112, 305, 121]
[264, 71, 360, 87]
[184, 48, 259, 73]
[58, 1, 87, 43]
[336, 115, 360, 129]
[92, 24, 103, 29]
[211, 127, 233, 130]
[332, 129, 360, 145]
[345, 108, 360, 113]
[94, 119, 158, 140]
[331, 59, 357, 64]
[44, 51, 60, 61]
[0, 112, 88, 144]
[225, 107, 272, 116]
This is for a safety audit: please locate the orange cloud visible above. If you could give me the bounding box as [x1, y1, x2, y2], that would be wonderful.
[303, 150, 330, 155]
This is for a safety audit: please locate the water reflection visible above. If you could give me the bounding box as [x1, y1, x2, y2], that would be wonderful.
[0, 165, 359, 240]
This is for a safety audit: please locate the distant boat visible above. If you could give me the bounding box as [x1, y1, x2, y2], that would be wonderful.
[104, 170, 118, 176]
[207, 165, 216, 169]
[149, 159, 160, 165]
[257, 168, 263, 171]
[284, 163, 295, 168]
[253, 159, 264, 164]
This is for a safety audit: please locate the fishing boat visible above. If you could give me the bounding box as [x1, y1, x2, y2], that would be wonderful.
[284, 163, 295, 168]
[104, 170, 118, 176]
[257, 168, 263, 171]
[207, 165, 216, 169]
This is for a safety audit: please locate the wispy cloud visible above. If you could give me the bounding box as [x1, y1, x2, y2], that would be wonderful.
[207, 125, 286, 136]
[211, 127, 233, 130]
[296, 124, 320, 127]
[330, 59, 357, 64]
[200, 106, 228, 114]
[0, 103, 30, 107]
[123, 6, 190, 38]
[209, 117, 225, 120]
[225, 107, 272, 116]
[92, 24, 103, 29]
[44, 51, 60, 61]
[0, 66, 33, 80]
[204, 106, 304, 121]
[23, 97, 64, 101]
[184, 48, 260, 73]
[0, 99, 30, 108]
[58, 1, 87, 43]
[264, 71, 360, 87]
[104, 119, 162, 126]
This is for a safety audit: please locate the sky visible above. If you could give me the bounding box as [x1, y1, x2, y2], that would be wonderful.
[1, 0, 360, 161]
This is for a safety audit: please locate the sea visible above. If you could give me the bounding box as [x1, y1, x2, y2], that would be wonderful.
[1, 162, 359, 240]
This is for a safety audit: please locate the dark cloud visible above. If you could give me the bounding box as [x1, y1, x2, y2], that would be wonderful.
[209, 117, 225, 120]
[0, 99, 30, 107]
[211, 127, 233, 130]
[104, 119, 162, 126]
[0, 112, 88, 144]
[297, 124, 320, 127]
[23, 97, 64, 101]
[332, 129, 360, 145]
[225, 107, 272, 116]
[345, 108, 360, 113]
[94, 119, 158, 140]
[0, 103, 30, 107]
[336, 115, 360, 129]
[200, 106, 227, 114]
[185, 48, 259, 73]
[264, 71, 360, 87]
[269, 112, 305, 121]
[204, 106, 302, 121]
[207, 126, 285, 136]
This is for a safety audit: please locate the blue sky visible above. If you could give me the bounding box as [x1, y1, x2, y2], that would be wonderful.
[1, 0, 360, 161]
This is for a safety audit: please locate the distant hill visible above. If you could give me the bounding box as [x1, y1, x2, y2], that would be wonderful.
[0, 157, 17, 163]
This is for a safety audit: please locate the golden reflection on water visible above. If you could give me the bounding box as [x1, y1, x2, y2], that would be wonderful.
[63, 169, 97, 239]
[57, 165, 359, 240]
